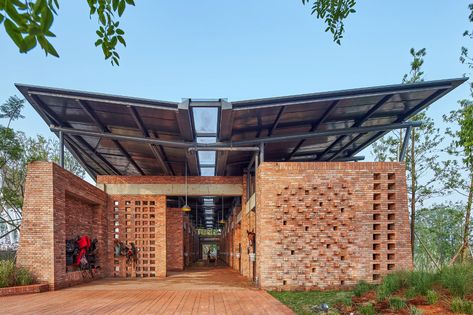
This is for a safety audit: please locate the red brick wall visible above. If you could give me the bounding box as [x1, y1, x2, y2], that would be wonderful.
[17, 162, 109, 290]
[255, 162, 412, 290]
[166, 208, 184, 271]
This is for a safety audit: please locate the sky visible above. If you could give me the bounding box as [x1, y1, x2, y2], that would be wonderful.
[1, 1, 472, 169]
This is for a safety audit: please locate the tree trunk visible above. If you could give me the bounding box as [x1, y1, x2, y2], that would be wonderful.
[460, 174, 473, 262]
[410, 129, 416, 261]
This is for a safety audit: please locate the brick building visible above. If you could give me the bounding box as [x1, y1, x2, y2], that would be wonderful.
[15, 78, 465, 290]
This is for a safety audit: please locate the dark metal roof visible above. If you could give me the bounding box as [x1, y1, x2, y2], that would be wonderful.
[16, 78, 466, 179]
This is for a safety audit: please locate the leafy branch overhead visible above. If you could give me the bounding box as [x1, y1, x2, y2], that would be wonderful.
[1, 1, 356, 65]
[302, 0, 356, 44]
[0, 0, 134, 65]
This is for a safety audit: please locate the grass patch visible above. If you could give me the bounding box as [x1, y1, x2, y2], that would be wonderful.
[440, 263, 473, 298]
[358, 303, 375, 315]
[0, 259, 35, 288]
[389, 296, 407, 311]
[451, 297, 473, 314]
[269, 290, 353, 315]
[353, 280, 373, 297]
[376, 270, 410, 300]
[426, 289, 439, 305]
[409, 305, 423, 315]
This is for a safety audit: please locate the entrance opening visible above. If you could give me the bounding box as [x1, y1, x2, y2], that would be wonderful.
[166, 195, 241, 271]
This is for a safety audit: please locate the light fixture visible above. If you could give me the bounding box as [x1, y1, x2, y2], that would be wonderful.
[182, 161, 191, 212]
[219, 196, 225, 224]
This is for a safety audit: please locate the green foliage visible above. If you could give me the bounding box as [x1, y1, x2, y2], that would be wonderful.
[440, 263, 473, 298]
[301, 0, 356, 44]
[1, 95, 86, 243]
[353, 280, 373, 297]
[0, 0, 134, 65]
[0, 259, 34, 288]
[389, 296, 407, 311]
[451, 297, 473, 314]
[404, 287, 417, 299]
[402, 48, 426, 84]
[409, 305, 424, 315]
[408, 271, 437, 296]
[460, 4, 473, 69]
[0, 259, 15, 288]
[358, 303, 375, 315]
[426, 289, 439, 305]
[376, 271, 410, 300]
[415, 203, 464, 268]
[443, 98, 473, 263]
[0, 96, 25, 126]
[269, 290, 354, 315]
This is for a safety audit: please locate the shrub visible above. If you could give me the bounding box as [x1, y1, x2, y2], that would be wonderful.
[426, 290, 439, 305]
[0, 260, 35, 288]
[359, 303, 376, 315]
[440, 264, 473, 298]
[0, 260, 16, 288]
[409, 305, 423, 315]
[354, 280, 373, 297]
[451, 297, 473, 314]
[15, 266, 34, 286]
[389, 296, 407, 311]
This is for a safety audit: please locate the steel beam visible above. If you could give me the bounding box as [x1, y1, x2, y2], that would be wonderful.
[127, 106, 173, 175]
[285, 100, 339, 160]
[77, 100, 145, 175]
[317, 95, 393, 160]
[259, 143, 265, 163]
[30, 95, 121, 175]
[51, 121, 422, 149]
[399, 126, 412, 162]
[177, 99, 199, 175]
[216, 100, 234, 176]
[189, 147, 260, 152]
[344, 89, 447, 159]
[228, 121, 422, 146]
[59, 130, 64, 167]
[268, 106, 286, 136]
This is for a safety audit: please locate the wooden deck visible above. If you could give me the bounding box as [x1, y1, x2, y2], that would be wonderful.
[0, 266, 294, 315]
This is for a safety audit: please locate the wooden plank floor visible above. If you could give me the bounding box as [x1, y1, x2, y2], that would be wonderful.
[0, 266, 294, 315]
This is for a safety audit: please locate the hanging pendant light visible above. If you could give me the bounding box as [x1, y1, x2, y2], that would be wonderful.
[182, 161, 191, 212]
[219, 196, 225, 224]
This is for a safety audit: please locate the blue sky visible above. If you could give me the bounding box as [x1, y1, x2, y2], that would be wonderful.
[1, 0, 472, 148]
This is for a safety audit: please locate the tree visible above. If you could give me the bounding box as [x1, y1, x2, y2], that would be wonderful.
[302, 0, 356, 44]
[372, 48, 445, 261]
[443, 100, 473, 263]
[415, 202, 465, 269]
[0, 0, 135, 65]
[0, 96, 85, 242]
[0, 1, 356, 65]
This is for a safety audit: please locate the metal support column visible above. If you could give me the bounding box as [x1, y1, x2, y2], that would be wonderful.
[399, 126, 412, 162]
[59, 130, 64, 167]
[259, 143, 265, 163]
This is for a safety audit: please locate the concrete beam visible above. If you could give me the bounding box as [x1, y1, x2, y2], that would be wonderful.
[99, 183, 243, 196]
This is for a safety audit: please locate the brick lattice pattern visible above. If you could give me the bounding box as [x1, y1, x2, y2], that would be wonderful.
[254, 162, 412, 290]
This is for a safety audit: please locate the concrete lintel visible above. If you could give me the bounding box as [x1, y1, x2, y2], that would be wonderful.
[102, 183, 243, 196]
[245, 193, 256, 214]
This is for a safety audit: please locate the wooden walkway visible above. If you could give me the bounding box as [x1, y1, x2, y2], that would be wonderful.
[0, 266, 294, 315]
